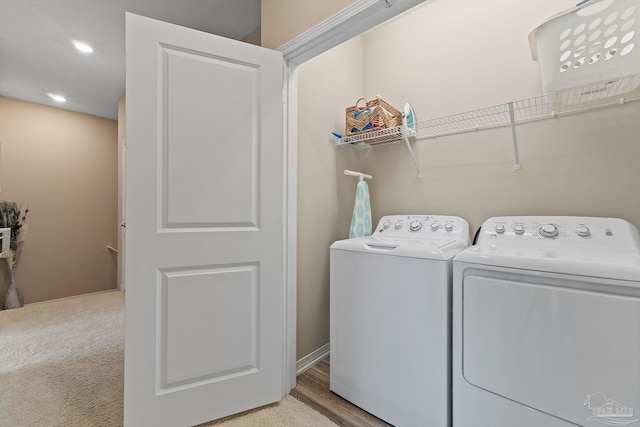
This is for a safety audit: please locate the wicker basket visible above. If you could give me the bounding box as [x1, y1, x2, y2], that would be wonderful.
[345, 98, 402, 136]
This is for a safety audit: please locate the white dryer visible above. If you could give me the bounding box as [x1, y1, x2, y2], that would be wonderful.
[453, 216, 640, 427]
[331, 214, 469, 427]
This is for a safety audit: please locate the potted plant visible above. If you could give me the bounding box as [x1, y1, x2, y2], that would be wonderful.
[0, 201, 29, 309]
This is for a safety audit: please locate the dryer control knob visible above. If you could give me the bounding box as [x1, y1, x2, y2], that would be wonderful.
[495, 224, 506, 233]
[514, 224, 525, 234]
[576, 226, 590, 237]
[444, 223, 454, 232]
[540, 224, 559, 238]
[394, 221, 403, 230]
[431, 222, 440, 231]
[383, 221, 391, 229]
[410, 221, 422, 231]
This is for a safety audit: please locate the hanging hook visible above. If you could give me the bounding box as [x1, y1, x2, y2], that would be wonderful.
[344, 170, 372, 181]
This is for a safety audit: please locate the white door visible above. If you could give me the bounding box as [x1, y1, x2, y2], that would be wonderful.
[124, 13, 285, 427]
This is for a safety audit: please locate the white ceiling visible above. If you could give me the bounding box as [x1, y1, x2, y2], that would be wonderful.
[0, 0, 261, 120]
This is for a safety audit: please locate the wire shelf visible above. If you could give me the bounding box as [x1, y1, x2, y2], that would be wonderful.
[336, 73, 640, 147]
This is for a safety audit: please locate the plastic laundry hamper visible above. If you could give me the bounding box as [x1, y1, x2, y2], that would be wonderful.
[529, 0, 640, 93]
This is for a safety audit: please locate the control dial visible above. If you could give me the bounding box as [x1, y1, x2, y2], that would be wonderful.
[576, 226, 590, 237]
[495, 224, 506, 233]
[383, 221, 391, 229]
[410, 221, 422, 231]
[444, 223, 454, 232]
[431, 222, 440, 231]
[394, 221, 403, 230]
[514, 225, 525, 234]
[539, 223, 559, 238]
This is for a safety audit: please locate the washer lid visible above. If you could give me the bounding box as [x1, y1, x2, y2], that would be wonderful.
[331, 236, 466, 260]
[456, 216, 640, 281]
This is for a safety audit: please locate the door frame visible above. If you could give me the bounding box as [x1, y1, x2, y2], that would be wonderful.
[277, 0, 426, 391]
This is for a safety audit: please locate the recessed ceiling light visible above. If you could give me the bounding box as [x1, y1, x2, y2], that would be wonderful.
[48, 93, 66, 103]
[73, 41, 93, 53]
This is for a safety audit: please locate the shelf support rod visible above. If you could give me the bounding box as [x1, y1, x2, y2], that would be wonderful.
[508, 102, 521, 170]
[401, 126, 422, 178]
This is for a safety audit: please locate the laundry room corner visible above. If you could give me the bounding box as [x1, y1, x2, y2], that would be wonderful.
[291, 0, 640, 370]
[295, 36, 368, 360]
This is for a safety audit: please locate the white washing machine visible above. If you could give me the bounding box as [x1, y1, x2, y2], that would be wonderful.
[330, 214, 469, 427]
[453, 216, 640, 427]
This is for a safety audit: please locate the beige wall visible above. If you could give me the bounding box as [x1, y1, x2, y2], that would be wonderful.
[242, 25, 262, 46]
[359, 0, 640, 233]
[0, 96, 118, 304]
[297, 37, 367, 359]
[261, 0, 353, 49]
[293, 0, 640, 359]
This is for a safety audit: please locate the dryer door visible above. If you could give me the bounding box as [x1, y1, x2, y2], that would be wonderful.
[462, 274, 640, 426]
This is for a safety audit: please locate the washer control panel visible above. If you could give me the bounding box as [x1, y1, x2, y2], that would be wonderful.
[479, 216, 640, 251]
[375, 215, 469, 243]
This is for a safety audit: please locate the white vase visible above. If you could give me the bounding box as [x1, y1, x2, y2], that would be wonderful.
[4, 268, 23, 309]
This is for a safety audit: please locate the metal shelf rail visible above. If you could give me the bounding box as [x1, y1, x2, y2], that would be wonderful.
[336, 73, 640, 174]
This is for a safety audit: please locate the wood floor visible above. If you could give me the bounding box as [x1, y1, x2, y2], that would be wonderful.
[291, 356, 392, 427]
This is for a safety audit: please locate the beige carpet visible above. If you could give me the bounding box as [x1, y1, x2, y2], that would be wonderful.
[0, 291, 337, 427]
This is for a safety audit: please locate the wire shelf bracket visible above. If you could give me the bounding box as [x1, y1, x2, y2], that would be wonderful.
[335, 73, 640, 171]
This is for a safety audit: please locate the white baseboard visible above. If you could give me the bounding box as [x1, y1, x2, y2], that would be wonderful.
[296, 342, 330, 375]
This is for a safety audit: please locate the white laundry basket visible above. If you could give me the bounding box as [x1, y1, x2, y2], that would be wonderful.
[529, 0, 639, 93]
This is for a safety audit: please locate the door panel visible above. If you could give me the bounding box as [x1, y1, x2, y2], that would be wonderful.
[160, 263, 258, 389]
[125, 13, 285, 427]
[161, 46, 259, 227]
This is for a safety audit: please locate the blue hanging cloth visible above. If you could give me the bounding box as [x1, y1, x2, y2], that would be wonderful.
[349, 180, 372, 238]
